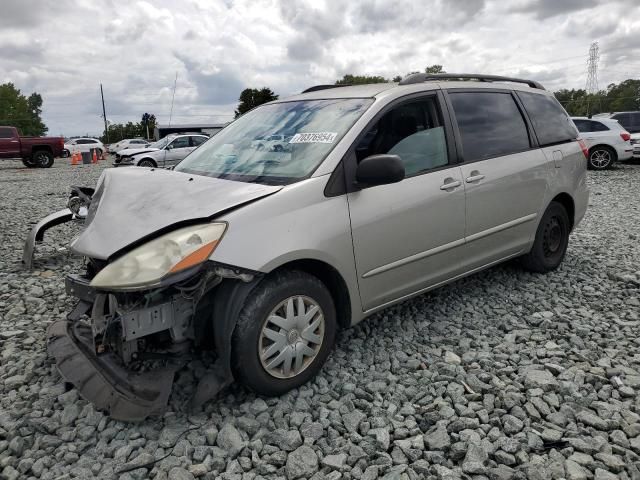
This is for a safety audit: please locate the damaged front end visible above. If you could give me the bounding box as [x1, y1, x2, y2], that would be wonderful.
[22, 186, 94, 269]
[49, 263, 258, 422]
[35, 168, 282, 421]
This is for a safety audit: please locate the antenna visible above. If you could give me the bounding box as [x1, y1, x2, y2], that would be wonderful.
[168, 72, 178, 127]
[585, 42, 600, 116]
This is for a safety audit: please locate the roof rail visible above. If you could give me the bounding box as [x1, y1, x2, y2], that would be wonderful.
[398, 73, 545, 90]
[301, 84, 351, 93]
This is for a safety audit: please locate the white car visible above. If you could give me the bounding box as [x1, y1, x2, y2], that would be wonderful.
[593, 112, 640, 159]
[572, 117, 632, 169]
[114, 134, 208, 168]
[251, 134, 292, 152]
[107, 138, 150, 153]
[63, 138, 105, 157]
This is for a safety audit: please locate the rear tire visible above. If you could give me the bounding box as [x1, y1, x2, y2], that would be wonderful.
[32, 150, 54, 168]
[521, 202, 570, 273]
[588, 146, 615, 170]
[231, 270, 337, 396]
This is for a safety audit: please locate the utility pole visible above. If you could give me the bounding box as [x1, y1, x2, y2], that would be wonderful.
[100, 84, 109, 143]
[585, 42, 600, 117]
[169, 72, 178, 127]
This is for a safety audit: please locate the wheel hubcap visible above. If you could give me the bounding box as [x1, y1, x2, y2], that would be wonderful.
[259, 295, 324, 379]
[591, 150, 610, 168]
[543, 217, 563, 257]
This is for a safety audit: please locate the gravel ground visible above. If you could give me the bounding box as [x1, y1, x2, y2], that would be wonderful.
[1, 157, 639, 480]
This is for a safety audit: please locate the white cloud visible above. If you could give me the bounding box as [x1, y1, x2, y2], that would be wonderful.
[0, 0, 639, 135]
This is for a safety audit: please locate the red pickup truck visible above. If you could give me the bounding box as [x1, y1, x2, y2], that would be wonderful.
[0, 126, 65, 168]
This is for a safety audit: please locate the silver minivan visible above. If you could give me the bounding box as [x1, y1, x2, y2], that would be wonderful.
[45, 73, 589, 420]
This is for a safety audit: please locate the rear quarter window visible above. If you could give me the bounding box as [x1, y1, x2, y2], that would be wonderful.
[590, 121, 609, 132]
[518, 92, 578, 146]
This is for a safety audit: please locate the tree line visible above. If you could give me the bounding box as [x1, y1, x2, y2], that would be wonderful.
[2, 69, 640, 139]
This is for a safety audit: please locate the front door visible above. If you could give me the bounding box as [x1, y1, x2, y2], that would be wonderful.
[447, 90, 551, 268]
[163, 137, 192, 167]
[347, 94, 467, 311]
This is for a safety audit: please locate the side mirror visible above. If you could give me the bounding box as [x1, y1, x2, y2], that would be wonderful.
[355, 154, 405, 188]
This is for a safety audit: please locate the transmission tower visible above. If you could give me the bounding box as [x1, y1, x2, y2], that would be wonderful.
[585, 42, 600, 116]
[585, 42, 600, 94]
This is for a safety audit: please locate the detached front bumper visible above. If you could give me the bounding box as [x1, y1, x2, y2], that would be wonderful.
[47, 319, 179, 422]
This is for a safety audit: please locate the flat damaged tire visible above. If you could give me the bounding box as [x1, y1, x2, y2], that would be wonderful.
[231, 270, 336, 396]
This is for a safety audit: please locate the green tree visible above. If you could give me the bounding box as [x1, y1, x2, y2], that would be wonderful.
[235, 88, 279, 118]
[603, 80, 640, 112]
[0, 83, 48, 135]
[335, 74, 388, 85]
[425, 64, 445, 74]
[141, 113, 157, 139]
[101, 121, 145, 143]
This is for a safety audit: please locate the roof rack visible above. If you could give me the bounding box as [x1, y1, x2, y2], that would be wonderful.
[301, 84, 351, 93]
[398, 73, 545, 90]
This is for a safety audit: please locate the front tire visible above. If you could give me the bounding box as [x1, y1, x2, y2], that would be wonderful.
[588, 146, 615, 170]
[231, 270, 337, 396]
[521, 201, 570, 273]
[138, 158, 156, 168]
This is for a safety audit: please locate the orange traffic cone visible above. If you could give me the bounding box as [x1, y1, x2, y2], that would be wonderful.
[71, 151, 80, 165]
[92, 149, 98, 163]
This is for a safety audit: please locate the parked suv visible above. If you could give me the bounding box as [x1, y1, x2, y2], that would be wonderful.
[42, 73, 589, 420]
[594, 111, 640, 159]
[63, 138, 105, 158]
[572, 117, 633, 169]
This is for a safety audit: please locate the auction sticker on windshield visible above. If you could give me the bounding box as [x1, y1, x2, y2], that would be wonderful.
[289, 132, 337, 144]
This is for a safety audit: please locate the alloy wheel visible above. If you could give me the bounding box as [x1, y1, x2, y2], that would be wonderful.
[590, 149, 611, 169]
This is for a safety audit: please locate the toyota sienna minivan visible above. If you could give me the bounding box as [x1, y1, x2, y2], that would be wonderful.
[41, 73, 589, 420]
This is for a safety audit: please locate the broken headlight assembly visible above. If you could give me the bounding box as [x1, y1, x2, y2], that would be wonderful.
[90, 223, 227, 291]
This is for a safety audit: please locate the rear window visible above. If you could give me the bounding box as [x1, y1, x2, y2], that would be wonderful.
[0, 127, 13, 138]
[449, 91, 530, 162]
[518, 92, 577, 146]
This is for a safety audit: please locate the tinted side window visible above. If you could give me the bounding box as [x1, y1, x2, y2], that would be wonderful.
[355, 97, 448, 176]
[0, 128, 14, 138]
[518, 92, 577, 146]
[590, 121, 609, 132]
[191, 136, 207, 146]
[573, 120, 591, 133]
[617, 113, 640, 133]
[170, 137, 190, 149]
[449, 92, 530, 162]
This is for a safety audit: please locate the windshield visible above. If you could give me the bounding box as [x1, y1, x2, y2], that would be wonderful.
[149, 137, 170, 149]
[174, 98, 373, 184]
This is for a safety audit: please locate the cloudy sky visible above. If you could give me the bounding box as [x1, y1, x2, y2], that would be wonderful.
[1, 0, 639, 136]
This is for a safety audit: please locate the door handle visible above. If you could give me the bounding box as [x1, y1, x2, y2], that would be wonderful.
[466, 173, 485, 183]
[440, 179, 461, 190]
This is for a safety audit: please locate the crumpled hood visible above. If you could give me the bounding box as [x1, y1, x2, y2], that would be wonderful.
[118, 147, 157, 156]
[71, 167, 282, 260]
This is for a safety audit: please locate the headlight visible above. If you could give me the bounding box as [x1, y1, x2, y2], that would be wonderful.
[90, 223, 227, 290]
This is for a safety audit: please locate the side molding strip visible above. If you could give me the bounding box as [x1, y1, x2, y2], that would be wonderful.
[361, 213, 537, 279]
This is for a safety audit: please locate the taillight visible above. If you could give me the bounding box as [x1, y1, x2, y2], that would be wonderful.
[578, 138, 589, 159]
[620, 132, 631, 142]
